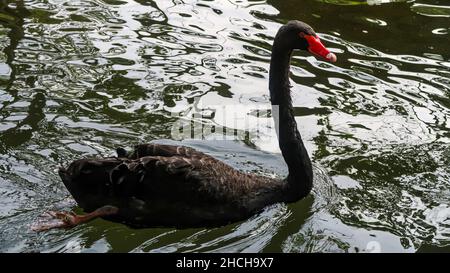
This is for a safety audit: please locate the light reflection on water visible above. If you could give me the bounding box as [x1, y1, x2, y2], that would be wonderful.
[0, 0, 449, 252]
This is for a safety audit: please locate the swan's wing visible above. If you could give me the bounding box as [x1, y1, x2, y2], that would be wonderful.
[108, 155, 267, 226]
[110, 155, 249, 203]
[61, 153, 240, 204]
[61, 154, 283, 226]
[112, 156, 285, 221]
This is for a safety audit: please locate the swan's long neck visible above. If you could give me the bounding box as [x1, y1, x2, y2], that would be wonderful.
[269, 43, 313, 200]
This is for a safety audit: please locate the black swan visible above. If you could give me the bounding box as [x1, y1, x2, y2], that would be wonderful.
[33, 21, 336, 231]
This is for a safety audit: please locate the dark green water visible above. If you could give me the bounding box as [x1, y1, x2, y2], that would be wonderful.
[0, 0, 449, 253]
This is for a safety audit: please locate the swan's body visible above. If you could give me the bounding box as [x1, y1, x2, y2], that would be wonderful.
[35, 21, 336, 231]
[60, 143, 288, 227]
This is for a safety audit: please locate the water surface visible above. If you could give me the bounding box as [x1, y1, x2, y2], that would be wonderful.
[0, 0, 449, 252]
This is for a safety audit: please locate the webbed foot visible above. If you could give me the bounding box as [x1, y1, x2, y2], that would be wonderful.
[31, 205, 119, 232]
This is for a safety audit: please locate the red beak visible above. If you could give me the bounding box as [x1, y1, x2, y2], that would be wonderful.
[304, 34, 337, 62]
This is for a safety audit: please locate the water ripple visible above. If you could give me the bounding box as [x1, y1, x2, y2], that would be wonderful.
[0, 0, 449, 252]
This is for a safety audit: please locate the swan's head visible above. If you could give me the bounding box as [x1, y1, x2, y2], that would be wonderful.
[275, 20, 337, 62]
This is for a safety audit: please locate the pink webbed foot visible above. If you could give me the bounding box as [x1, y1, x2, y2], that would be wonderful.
[31, 205, 119, 232]
[31, 211, 79, 232]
